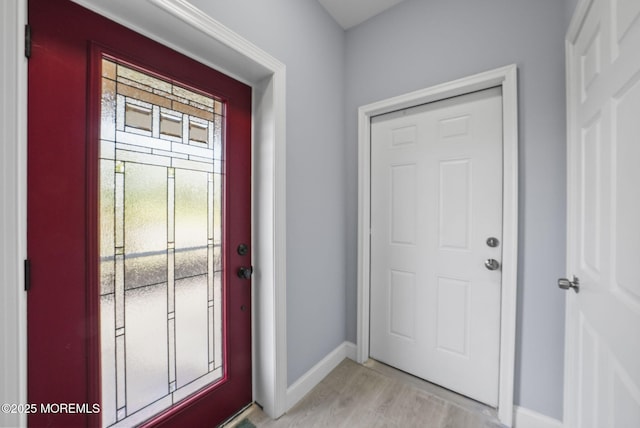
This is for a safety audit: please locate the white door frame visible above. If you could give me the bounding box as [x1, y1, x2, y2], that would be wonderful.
[357, 65, 519, 426]
[0, 0, 289, 425]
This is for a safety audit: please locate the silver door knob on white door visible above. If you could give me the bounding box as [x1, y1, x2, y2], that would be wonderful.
[558, 276, 579, 293]
[484, 259, 500, 271]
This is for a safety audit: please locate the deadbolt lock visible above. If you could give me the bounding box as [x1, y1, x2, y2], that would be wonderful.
[486, 237, 500, 248]
[237, 243, 249, 256]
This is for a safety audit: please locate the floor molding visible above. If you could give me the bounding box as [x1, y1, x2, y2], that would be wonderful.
[514, 406, 563, 428]
[285, 341, 357, 411]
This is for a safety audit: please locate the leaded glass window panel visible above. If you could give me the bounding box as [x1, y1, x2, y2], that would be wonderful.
[99, 58, 225, 427]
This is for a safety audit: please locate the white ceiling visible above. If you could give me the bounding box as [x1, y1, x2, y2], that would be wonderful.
[317, 0, 408, 29]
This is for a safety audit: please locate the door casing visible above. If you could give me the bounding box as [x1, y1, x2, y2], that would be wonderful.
[357, 65, 519, 426]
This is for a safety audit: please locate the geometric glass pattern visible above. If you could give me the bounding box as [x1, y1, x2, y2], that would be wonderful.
[99, 58, 225, 427]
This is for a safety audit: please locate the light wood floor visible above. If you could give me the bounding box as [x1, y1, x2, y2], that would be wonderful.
[228, 359, 505, 428]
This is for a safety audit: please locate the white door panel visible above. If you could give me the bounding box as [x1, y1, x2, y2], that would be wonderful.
[370, 87, 503, 406]
[565, 0, 640, 426]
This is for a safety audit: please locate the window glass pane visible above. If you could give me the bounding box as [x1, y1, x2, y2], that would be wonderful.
[175, 275, 208, 387]
[175, 169, 208, 279]
[99, 58, 225, 427]
[125, 283, 169, 413]
[125, 163, 167, 289]
[100, 159, 115, 296]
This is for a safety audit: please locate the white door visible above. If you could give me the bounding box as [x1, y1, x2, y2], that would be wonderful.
[564, 0, 640, 427]
[370, 87, 503, 406]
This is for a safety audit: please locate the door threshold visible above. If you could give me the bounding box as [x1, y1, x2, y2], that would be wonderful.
[219, 403, 259, 428]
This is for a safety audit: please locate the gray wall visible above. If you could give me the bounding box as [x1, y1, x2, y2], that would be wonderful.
[187, 0, 348, 384]
[344, 0, 568, 420]
[188, 0, 574, 420]
[566, 0, 581, 28]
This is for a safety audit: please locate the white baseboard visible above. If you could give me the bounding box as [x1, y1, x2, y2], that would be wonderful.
[514, 406, 563, 428]
[285, 341, 357, 411]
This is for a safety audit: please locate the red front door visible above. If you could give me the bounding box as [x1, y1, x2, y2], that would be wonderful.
[27, 0, 252, 426]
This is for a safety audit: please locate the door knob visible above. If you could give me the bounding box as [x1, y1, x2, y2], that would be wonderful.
[237, 266, 253, 279]
[558, 276, 579, 293]
[484, 259, 500, 271]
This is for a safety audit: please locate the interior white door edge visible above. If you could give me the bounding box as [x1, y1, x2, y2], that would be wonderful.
[564, 0, 640, 426]
[357, 64, 518, 427]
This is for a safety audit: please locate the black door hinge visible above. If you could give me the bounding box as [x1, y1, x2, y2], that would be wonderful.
[24, 259, 31, 291]
[25, 24, 31, 59]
